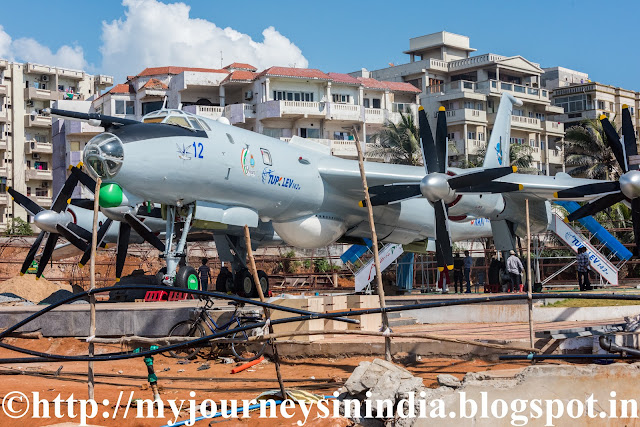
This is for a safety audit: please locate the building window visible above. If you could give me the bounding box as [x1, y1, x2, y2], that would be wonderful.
[512, 109, 524, 117]
[333, 131, 352, 141]
[332, 94, 350, 103]
[0, 177, 6, 193]
[556, 94, 591, 113]
[115, 100, 135, 115]
[535, 113, 545, 121]
[263, 128, 284, 138]
[300, 128, 320, 138]
[273, 91, 314, 102]
[464, 101, 474, 109]
[467, 131, 476, 140]
[392, 103, 411, 113]
[510, 137, 525, 145]
[372, 99, 381, 109]
[447, 133, 456, 141]
[478, 132, 485, 141]
[142, 101, 163, 115]
[363, 98, 370, 108]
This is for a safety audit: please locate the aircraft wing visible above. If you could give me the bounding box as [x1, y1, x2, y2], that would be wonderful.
[494, 173, 613, 201]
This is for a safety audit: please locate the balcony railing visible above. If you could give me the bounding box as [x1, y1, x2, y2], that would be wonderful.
[25, 114, 52, 127]
[97, 75, 114, 86]
[445, 108, 487, 123]
[24, 86, 55, 101]
[183, 105, 224, 119]
[0, 109, 7, 123]
[25, 169, 53, 181]
[258, 100, 324, 119]
[0, 193, 7, 205]
[223, 103, 256, 124]
[25, 140, 53, 154]
[0, 166, 7, 176]
[431, 79, 549, 101]
[329, 103, 361, 121]
[511, 115, 541, 129]
[544, 121, 563, 134]
[0, 84, 7, 97]
[0, 139, 7, 151]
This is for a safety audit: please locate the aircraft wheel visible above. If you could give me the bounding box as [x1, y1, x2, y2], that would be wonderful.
[175, 266, 199, 290]
[255, 270, 269, 297]
[216, 268, 234, 293]
[155, 267, 167, 286]
[234, 269, 256, 297]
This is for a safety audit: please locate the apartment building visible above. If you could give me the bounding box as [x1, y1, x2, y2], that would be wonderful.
[0, 60, 112, 230]
[91, 63, 420, 158]
[542, 67, 640, 131]
[358, 31, 566, 175]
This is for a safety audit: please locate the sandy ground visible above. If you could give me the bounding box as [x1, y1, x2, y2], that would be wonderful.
[0, 336, 534, 426]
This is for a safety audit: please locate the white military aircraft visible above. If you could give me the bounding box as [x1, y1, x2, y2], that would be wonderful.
[11, 93, 636, 295]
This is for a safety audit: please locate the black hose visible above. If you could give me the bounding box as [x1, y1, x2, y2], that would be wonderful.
[3, 288, 640, 363]
[499, 353, 640, 361]
[599, 335, 640, 357]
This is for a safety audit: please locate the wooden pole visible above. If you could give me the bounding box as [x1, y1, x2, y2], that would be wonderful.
[243, 225, 287, 399]
[525, 199, 534, 349]
[351, 127, 392, 361]
[88, 177, 101, 400]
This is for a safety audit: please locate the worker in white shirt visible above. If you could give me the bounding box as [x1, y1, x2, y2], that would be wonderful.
[506, 250, 524, 293]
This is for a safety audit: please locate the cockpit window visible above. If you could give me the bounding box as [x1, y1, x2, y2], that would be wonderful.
[166, 116, 191, 128]
[188, 118, 203, 130]
[143, 116, 165, 123]
[141, 109, 211, 132]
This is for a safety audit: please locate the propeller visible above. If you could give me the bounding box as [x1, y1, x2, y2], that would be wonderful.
[9, 165, 96, 277]
[557, 106, 640, 255]
[361, 106, 519, 271]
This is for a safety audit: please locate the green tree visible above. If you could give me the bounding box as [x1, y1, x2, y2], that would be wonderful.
[564, 119, 621, 180]
[459, 143, 536, 173]
[4, 217, 33, 236]
[367, 111, 422, 165]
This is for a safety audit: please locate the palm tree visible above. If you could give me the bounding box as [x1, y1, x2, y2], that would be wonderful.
[564, 118, 621, 180]
[366, 111, 422, 166]
[458, 142, 536, 173]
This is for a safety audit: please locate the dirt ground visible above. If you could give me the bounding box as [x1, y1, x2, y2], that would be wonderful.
[0, 336, 533, 426]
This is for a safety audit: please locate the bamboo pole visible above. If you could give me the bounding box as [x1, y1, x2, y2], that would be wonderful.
[243, 225, 287, 399]
[88, 177, 101, 400]
[525, 199, 534, 349]
[351, 127, 392, 361]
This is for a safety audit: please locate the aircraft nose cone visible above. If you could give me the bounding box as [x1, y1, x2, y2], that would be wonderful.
[34, 210, 63, 233]
[620, 170, 640, 200]
[420, 173, 455, 203]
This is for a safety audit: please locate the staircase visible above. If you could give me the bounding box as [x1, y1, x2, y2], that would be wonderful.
[548, 213, 624, 286]
[354, 243, 404, 292]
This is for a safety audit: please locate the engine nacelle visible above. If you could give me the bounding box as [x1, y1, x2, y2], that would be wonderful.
[272, 213, 347, 249]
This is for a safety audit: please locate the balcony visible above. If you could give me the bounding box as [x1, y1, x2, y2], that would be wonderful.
[476, 80, 549, 102]
[25, 140, 53, 154]
[466, 139, 487, 155]
[257, 100, 324, 120]
[0, 193, 7, 205]
[25, 63, 56, 75]
[58, 68, 85, 79]
[0, 139, 6, 151]
[24, 86, 56, 101]
[183, 105, 224, 119]
[0, 109, 7, 123]
[97, 75, 114, 86]
[0, 166, 7, 176]
[510, 115, 541, 130]
[0, 84, 7, 97]
[330, 140, 358, 158]
[364, 108, 385, 124]
[544, 121, 564, 135]
[547, 149, 563, 164]
[327, 103, 361, 121]
[448, 54, 507, 71]
[25, 169, 53, 181]
[223, 103, 255, 124]
[31, 196, 52, 207]
[445, 108, 487, 124]
[0, 59, 7, 69]
[25, 114, 52, 128]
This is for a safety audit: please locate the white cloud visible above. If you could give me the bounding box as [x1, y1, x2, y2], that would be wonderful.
[0, 25, 88, 70]
[100, 0, 308, 79]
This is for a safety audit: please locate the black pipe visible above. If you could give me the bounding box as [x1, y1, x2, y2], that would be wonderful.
[3, 288, 640, 363]
[599, 335, 640, 357]
[499, 353, 640, 360]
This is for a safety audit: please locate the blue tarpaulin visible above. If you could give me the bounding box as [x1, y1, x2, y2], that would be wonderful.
[396, 252, 415, 291]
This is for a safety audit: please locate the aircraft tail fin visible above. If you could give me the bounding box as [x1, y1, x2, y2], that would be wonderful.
[483, 93, 523, 169]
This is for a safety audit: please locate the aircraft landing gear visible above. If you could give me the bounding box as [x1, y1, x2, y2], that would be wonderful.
[216, 267, 234, 293]
[212, 234, 269, 297]
[234, 268, 269, 297]
[162, 204, 195, 286]
[175, 265, 199, 290]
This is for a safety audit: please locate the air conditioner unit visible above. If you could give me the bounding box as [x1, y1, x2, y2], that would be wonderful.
[41, 75, 49, 82]
[32, 153, 40, 159]
[244, 90, 253, 100]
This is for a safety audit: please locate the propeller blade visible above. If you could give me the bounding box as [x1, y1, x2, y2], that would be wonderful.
[622, 106, 639, 171]
[600, 115, 627, 173]
[566, 192, 626, 221]
[433, 200, 453, 271]
[554, 181, 621, 199]
[435, 107, 448, 174]
[448, 166, 516, 190]
[36, 234, 59, 278]
[51, 172, 80, 213]
[55, 224, 88, 252]
[67, 222, 92, 242]
[7, 187, 43, 216]
[115, 222, 131, 281]
[69, 199, 96, 210]
[418, 106, 439, 174]
[360, 184, 421, 207]
[632, 198, 640, 257]
[79, 218, 113, 267]
[123, 213, 165, 252]
[455, 182, 523, 194]
[20, 231, 45, 275]
[70, 166, 97, 191]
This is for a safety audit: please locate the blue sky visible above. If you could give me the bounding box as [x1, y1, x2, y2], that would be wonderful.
[1, 0, 639, 90]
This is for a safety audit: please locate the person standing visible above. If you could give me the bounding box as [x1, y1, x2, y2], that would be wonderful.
[463, 250, 473, 293]
[506, 250, 524, 293]
[453, 253, 464, 294]
[198, 258, 212, 291]
[576, 247, 591, 291]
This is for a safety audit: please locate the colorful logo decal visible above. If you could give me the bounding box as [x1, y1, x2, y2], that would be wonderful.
[496, 136, 503, 165]
[177, 143, 192, 160]
[261, 168, 301, 190]
[241, 147, 256, 177]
